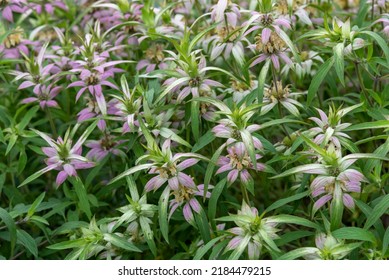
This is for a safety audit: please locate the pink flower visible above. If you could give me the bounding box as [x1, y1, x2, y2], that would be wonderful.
[210, 0, 241, 27]
[21, 84, 61, 109]
[86, 134, 124, 161]
[216, 142, 265, 186]
[136, 44, 168, 73]
[1, 0, 27, 22]
[67, 70, 118, 115]
[28, 0, 67, 15]
[244, 12, 291, 41]
[311, 169, 366, 212]
[169, 184, 212, 223]
[162, 56, 223, 103]
[0, 27, 34, 59]
[31, 128, 95, 186]
[249, 32, 292, 70]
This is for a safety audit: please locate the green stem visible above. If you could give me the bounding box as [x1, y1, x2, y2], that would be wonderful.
[271, 64, 292, 141]
[241, 183, 250, 204]
[46, 108, 58, 138]
[355, 62, 373, 107]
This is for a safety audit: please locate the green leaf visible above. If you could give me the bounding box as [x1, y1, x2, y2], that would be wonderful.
[193, 96, 231, 113]
[192, 130, 215, 152]
[158, 187, 170, 243]
[194, 208, 211, 243]
[307, 57, 334, 105]
[27, 192, 46, 218]
[103, 234, 142, 252]
[70, 177, 92, 220]
[0, 207, 17, 258]
[332, 227, 376, 243]
[360, 31, 389, 65]
[382, 227, 389, 255]
[160, 127, 191, 148]
[355, 200, 385, 236]
[208, 179, 226, 229]
[17, 106, 39, 131]
[364, 194, 389, 230]
[189, 23, 219, 52]
[138, 117, 157, 148]
[72, 120, 98, 149]
[333, 43, 345, 86]
[278, 29, 300, 63]
[343, 120, 389, 131]
[18, 164, 59, 188]
[270, 215, 322, 231]
[191, 100, 200, 141]
[126, 175, 139, 202]
[258, 60, 271, 105]
[5, 134, 17, 156]
[17, 147, 27, 174]
[47, 239, 86, 250]
[270, 164, 325, 179]
[266, 191, 309, 213]
[109, 163, 154, 184]
[17, 229, 38, 258]
[278, 247, 318, 260]
[139, 216, 157, 257]
[203, 143, 226, 199]
[193, 236, 224, 260]
[330, 182, 344, 231]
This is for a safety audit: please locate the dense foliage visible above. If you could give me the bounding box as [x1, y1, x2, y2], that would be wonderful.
[0, 0, 389, 260]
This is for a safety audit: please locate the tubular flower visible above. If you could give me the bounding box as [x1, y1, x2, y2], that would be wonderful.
[261, 81, 304, 116]
[169, 183, 212, 223]
[249, 33, 292, 70]
[216, 142, 265, 186]
[32, 127, 95, 186]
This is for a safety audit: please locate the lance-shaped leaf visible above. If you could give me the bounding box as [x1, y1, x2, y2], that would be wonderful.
[307, 57, 334, 105]
[278, 29, 300, 63]
[364, 194, 389, 230]
[360, 31, 389, 65]
[109, 164, 154, 185]
[332, 227, 376, 244]
[139, 216, 157, 256]
[18, 163, 60, 188]
[160, 127, 192, 148]
[333, 43, 345, 86]
[0, 207, 17, 258]
[278, 247, 319, 260]
[159, 187, 170, 243]
[194, 236, 224, 260]
[270, 164, 327, 179]
[103, 233, 142, 252]
[330, 182, 344, 231]
[193, 96, 231, 113]
[343, 120, 389, 131]
[269, 214, 322, 231]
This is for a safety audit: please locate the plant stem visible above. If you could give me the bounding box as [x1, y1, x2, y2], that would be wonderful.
[46, 108, 58, 138]
[354, 62, 373, 107]
[241, 183, 250, 204]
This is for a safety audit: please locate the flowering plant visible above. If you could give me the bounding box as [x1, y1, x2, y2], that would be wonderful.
[0, 0, 389, 261]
